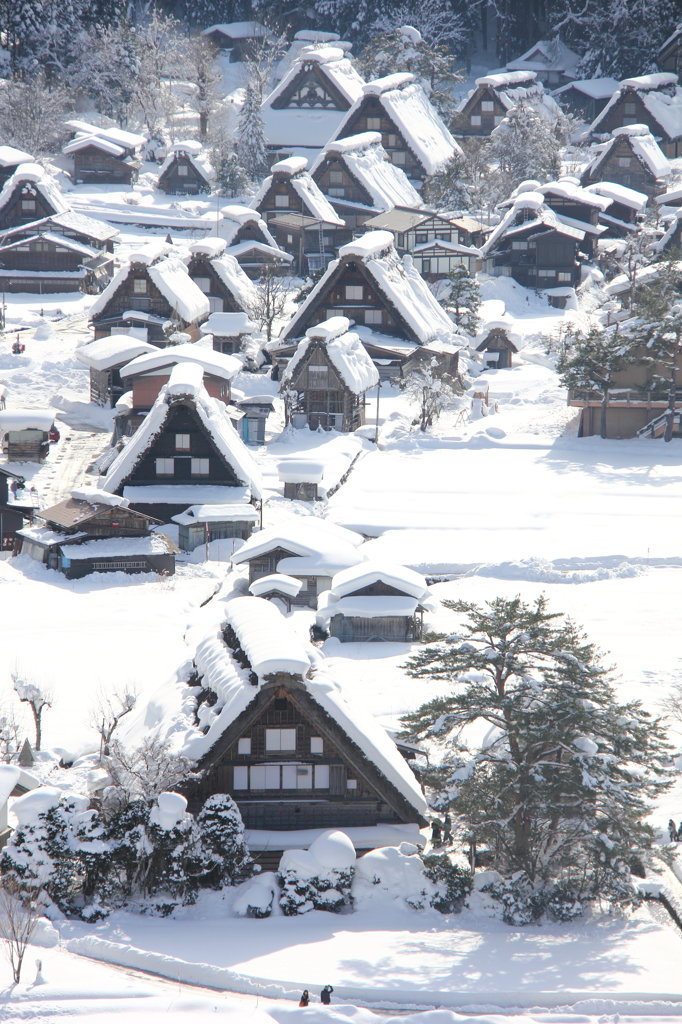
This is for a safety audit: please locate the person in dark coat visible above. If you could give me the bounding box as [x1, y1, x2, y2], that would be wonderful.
[669, 819, 677, 842]
[299, 989, 310, 1006]
[320, 985, 333, 1005]
[443, 813, 452, 843]
[431, 819, 442, 845]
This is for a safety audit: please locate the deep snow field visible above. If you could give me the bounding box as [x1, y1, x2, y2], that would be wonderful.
[3, 246, 682, 1022]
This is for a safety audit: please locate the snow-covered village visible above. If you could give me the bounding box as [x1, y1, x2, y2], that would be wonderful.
[2, 1, 682, 1021]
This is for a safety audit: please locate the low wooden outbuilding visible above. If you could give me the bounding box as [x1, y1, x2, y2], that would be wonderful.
[76, 335, 157, 407]
[172, 502, 259, 552]
[0, 409, 56, 461]
[157, 141, 213, 195]
[476, 324, 519, 369]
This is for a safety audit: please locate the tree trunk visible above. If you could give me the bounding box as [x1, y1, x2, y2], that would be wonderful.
[664, 359, 677, 443]
[31, 705, 41, 751]
[600, 389, 609, 439]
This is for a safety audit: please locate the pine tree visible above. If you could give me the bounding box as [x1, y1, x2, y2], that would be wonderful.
[196, 794, 254, 888]
[557, 325, 635, 439]
[445, 266, 480, 336]
[216, 152, 249, 198]
[402, 596, 673, 899]
[490, 103, 565, 192]
[422, 156, 471, 215]
[237, 84, 270, 183]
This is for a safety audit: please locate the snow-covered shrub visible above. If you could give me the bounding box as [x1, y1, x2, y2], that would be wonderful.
[481, 871, 545, 926]
[233, 872, 277, 919]
[278, 830, 356, 916]
[353, 842, 434, 911]
[196, 793, 254, 888]
[422, 853, 473, 913]
[544, 879, 584, 922]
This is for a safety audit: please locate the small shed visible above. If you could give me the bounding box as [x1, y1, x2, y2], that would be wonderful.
[0, 409, 56, 461]
[248, 572, 302, 611]
[201, 21, 273, 61]
[172, 502, 259, 552]
[200, 311, 256, 355]
[76, 335, 157, 406]
[476, 323, 519, 369]
[411, 238, 480, 280]
[234, 394, 274, 445]
[0, 466, 35, 550]
[316, 562, 436, 642]
[278, 460, 325, 501]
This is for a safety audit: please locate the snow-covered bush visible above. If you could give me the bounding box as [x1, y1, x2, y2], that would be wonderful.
[233, 873, 277, 919]
[422, 853, 473, 913]
[196, 793, 254, 888]
[544, 879, 584, 922]
[278, 830, 356, 915]
[480, 871, 545, 926]
[353, 842, 434, 911]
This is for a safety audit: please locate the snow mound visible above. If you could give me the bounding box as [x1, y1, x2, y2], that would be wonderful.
[150, 792, 187, 830]
[308, 829, 356, 869]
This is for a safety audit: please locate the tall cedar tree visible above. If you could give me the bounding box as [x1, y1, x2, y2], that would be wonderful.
[644, 303, 682, 442]
[557, 326, 634, 439]
[237, 84, 270, 183]
[446, 265, 481, 337]
[402, 596, 672, 890]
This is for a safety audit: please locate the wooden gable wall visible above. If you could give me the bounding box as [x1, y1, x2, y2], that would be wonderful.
[92, 264, 175, 324]
[73, 145, 137, 184]
[335, 96, 424, 180]
[453, 84, 507, 136]
[158, 154, 210, 195]
[186, 253, 246, 313]
[272, 61, 351, 111]
[0, 183, 60, 230]
[581, 135, 664, 197]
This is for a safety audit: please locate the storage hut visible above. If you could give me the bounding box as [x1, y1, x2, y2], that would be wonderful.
[76, 335, 157, 407]
[316, 562, 436, 642]
[476, 322, 519, 369]
[231, 517, 365, 608]
[0, 466, 35, 550]
[172, 503, 259, 552]
[0, 409, 56, 461]
[200, 311, 256, 356]
[220, 205, 293, 278]
[248, 573, 303, 612]
[63, 121, 145, 184]
[278, 461, 324, 501]
[280, 316, 378, 431]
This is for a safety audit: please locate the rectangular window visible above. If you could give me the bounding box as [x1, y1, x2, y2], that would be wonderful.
[538, 269, 555, 277]
[329, 187, 345, 198]
[21, 198, 36, 211]
[481, 100, 494, 111]
[329, 170, 343, 185]
[133, 278, 147, 294]
[177, 164, 188, 176]
[364, 309, 382, 325]
[155, 458, 174, 475]
[266, 728, 296, 751]
[233, 766, 248, 788]
[415, 232, 427, 244]
[392, 149, 406, 165]
[275, 194, 289, 207]
[308, 365, 328, 386]
[345, 284, 363, 300]
[265, 765, 280, 789]
[511, 240, 528, 250]
[470, 115, 481, 126]
[237, 737, 251, 754]
[310, 737, 323, 754]
[175, 433, 190, 450]
[421, 258, 431, 274]
[314, 764, 330, 788]
[250, 764, 266, 789]
[193, 276, 211, 292]
[617, 156, 631, 167]
[366, 116, 381, 130]
[557, 271, 572, 281]
[624, 101, 636, 114]
[387, 133, 398, 147]
[347, 778, 358, 790]
[191, 458, 209, 475]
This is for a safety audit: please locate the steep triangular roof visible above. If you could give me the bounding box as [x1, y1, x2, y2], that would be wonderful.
[265, 45, 364, 110]
[280, 230, 458, 346]
[582, 124, 671, 180]
[102, 364, 262, 499]
[220, 204, 279, 248]
[312, 132, 422, 212]
[590, 73, 682, 142]
[457, 70, 561, 121]
[332, 73, 461, 177]
[90, 254, 210, 325]
[282, 316, 379, 395]
[157, 140, 213, 189]
[252, 157, 344, 226]
[0, 163, 69, 217]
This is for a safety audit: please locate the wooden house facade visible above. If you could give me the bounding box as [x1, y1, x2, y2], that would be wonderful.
[17, 490, 175, 578]
[0, 409, 57, 461]
[252, 157, 344, 274]
[90, 249, 210, 342]
[0, 232, 112, 293]
[583, 181, 648, 235]
[0, 165, 68, 231]
[63, 123, 145, 185]
[480, 193, 584, 288]
[172, 503, 259, 552]
[454, 70, 560, 138]
[330, 73, 461, 185]
[590, 74, 682, 158]
[476, 325, 518, 368]
[658, 24, 682, 75]
[316, 563, 435, 643]
[157, 142, 213, 195]
[280, 316, 378, 432]
[580, 125, 671, 198]
[552, 78, 618, 122]
[279, 231, 456, 351]
[182, 596, 428, 833]
[504, 38, 579, 88]
[102, 363, 262, 522]
[185, 240, 257, 316]
[0, 211, 118, 255]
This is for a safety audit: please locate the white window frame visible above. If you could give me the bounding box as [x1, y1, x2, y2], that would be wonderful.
[538, 269, 555, 278]
[237, 737, 251, 754]
[366, 116, 381, 130]
[191, 458, 209, 475]
[265, 728, 296, 752]
[310, 737, 323, 754]
[364, 308, 382, 325]
[470, 114, 482, 126]
[329, 169, 344, 185]
[132, 278, 148, 294]
[155, 458, 174, 475]
[314, 764, 329, 788]
[345, 284, 363, 300]
[392, 149, 406, 165]
[175, 433, 190, 450]
[557, 271, 572, 282]
[481, 100, 494, 111]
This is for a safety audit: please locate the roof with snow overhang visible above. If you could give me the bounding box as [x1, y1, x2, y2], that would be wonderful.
[590, 74, 682, 141]
[282, 315, 379, 395]
[312, 132, 422, 212]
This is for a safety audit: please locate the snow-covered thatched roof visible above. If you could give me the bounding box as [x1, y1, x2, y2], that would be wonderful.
[0, 209, 119, 247]
[313, 132, 422, 212]
[265, 44, 364, 110]
[552, 77, 618, 101]
[157, 140, 213, 183]
[282, 231, 459, 347]
[220, 204, 279, 249]
[459, 70, 561, 121]
[0, 163, 69, 216]
[102, 366, 262, 499]
[583, 124, 671, 180]
[120, 342, 242, 383]
[506, 38, 580, 79]
[208, 252, 259, 312]
[90, 256, 210, 325]
[0, 145, 33, 167]
[231, 516, 364, 575]
[253, 157, 344, 226]
[140, 595, 427, 819]
[282, 316, 379, 395]
[584, 180, 648, 211]
[334, 74, 461, 176]
[591, 73, 682, 141]
[202, 20, 272, 40]
[482, 193, 585, 255]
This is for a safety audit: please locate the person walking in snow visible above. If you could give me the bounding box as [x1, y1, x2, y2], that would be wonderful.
[431, 819, 442, 846]
[320, 985, 334, 1005]
[443, 813, 453, 844]
[669, 819, 677, 841]
[299, 989, 310, 1006]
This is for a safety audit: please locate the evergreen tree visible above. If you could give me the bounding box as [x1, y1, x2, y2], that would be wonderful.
[490, 103, 566, 192]
[402, 596, 672, 899]
[445, 266, 481, 336]
[422, 156, 471, 215]
[644, 302, 682, 442]
[196, 794, 254, 888]
[237, 84, 269, 183]
[216, 151, 249, 198]
[556, 325, 635, 439]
